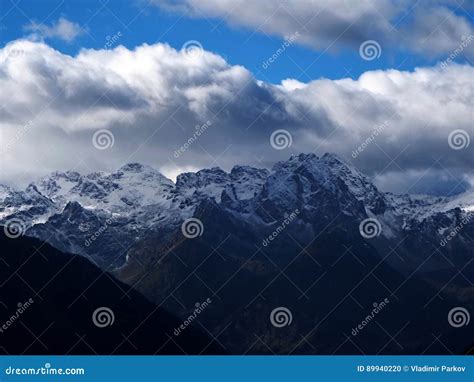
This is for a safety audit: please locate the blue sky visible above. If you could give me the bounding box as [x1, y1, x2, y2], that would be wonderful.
[1, 0, 471, 83]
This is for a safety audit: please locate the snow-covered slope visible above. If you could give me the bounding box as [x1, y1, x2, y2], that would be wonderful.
[34, 163, 175, 211]
[0, 153, 472, 269]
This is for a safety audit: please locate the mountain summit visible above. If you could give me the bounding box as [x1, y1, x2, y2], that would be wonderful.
[0, 153, 473, 354]
[0, 153, 472, 269]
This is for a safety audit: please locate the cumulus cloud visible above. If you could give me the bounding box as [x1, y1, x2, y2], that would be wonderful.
[0, 40, 472, 195]
[24, 17, 85, 42]
[152, 0, 474, 59]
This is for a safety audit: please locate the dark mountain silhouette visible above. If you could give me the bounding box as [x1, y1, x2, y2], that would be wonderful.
[116, 199, 474, 354]
[0, 229, 222, 355]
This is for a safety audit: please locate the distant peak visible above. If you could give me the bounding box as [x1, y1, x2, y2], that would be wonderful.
[273, 152, 319, 172]
[0, 184, 13, 192]
[230, 165, 269, 178]
[114, 163, 172, 185]
[62, 200, 84, 211]
[199, 167, 227, 175]
[119, 163, 147, 172]
[25, 183, 41, 193]
[46, 170, 81, 181]
[320, 153, 365, 176]
[321, 152, 344, 162]
[288, 153, 318, 162]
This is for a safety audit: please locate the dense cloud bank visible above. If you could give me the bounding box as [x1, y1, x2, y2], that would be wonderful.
[0, 40, 472, 194]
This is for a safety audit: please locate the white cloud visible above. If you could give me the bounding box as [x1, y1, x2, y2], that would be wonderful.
[405, 6, 474, 58]
[0, 40, 472, 195]
[160, 164, 200, 182]
[152, 0, 474, 59]
[24, 17, 85, 42]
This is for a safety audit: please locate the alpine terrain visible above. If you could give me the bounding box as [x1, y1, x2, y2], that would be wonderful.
[1, 153, 472, 354]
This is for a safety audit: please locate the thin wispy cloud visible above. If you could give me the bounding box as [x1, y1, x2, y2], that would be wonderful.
[23, 17, 85, 43]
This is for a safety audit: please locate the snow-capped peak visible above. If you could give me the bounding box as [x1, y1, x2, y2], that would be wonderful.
[0, 153, 472, 272]
[30, 163, 176, 212]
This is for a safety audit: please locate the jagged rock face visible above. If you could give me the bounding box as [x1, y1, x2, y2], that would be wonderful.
[0, 153, 473, 354]
[0, 161, 272, 267]
[115, 154, 473, 354]
[34, 163, 175, 211]
[0, 184, 57, 224]
[0, 153, 472, 270]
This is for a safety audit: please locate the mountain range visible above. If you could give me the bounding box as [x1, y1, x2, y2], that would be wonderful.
[1, 153, 473, 354]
